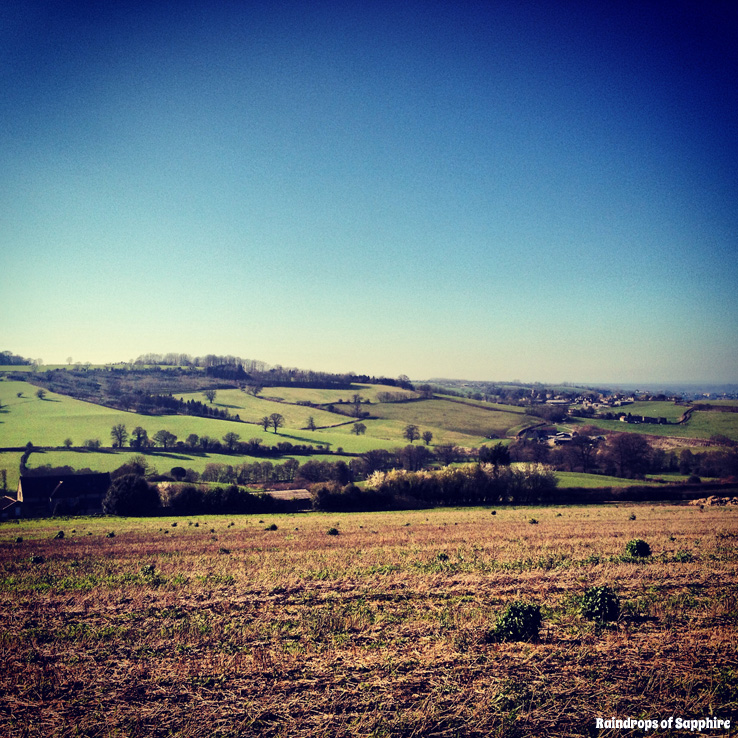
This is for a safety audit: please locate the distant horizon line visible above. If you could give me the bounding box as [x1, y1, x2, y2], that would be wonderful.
[3, 355, 737, 393]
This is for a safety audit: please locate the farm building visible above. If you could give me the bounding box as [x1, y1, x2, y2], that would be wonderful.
[16, 473, 111, 517]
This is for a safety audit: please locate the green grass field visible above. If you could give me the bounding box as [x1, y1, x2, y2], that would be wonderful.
[263, 383, 419, 404]
[177, 388, 349, 429]
[555, 471, 659, 488]
[1, 380, 532, 457]
[611, 401, 688, 421]
[369, 398, 534, 439]
[590, 411, 738, 441]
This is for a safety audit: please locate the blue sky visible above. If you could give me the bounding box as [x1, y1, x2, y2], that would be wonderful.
[1, 0, 736, 383]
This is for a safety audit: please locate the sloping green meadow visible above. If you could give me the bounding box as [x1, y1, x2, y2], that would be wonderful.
[21, 449, 343, 480]
[264, 383, 418, 404]
[0, 381, 312, 449]
[1, 380, 512, 454]
[176, 389, 347, 429]
[369, 398, 533, 439]
[610, 401, 688, 422]
[591, 411, 738, 441]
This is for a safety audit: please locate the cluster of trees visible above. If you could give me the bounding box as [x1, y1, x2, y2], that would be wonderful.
[511, 430, 738, 480]
[402, 424, 434, 445]
[312, 463, 558, 511]
[199, 459, 300, 485]
[0, 350, 33, 366]
[101, 423, 320, 457]
[164, 484, 288, 515]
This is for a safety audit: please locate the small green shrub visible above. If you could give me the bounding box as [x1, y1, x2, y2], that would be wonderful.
[628, 513, 636, 521]
[140, 564, 156, 577]
[625, 539, 651, 557]
[528, 518, 538, 525]
[673, 550, 693, 563]
[489, 602, 542, 642]
[326, 528, 339, 536]
[53, 530, 64, 540]
[580, 586, 620, 622]
[15, 536, 23, 543]
[106, 531, 115, 538]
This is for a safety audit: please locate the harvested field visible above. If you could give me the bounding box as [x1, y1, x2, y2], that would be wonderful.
[1, 505, 736, 737]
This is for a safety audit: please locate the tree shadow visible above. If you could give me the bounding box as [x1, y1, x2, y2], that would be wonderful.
[144, 451, 196, 461]
[272, 431, 333, 447]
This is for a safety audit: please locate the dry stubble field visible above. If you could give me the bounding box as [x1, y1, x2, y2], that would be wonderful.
[1, 504, 737, 738]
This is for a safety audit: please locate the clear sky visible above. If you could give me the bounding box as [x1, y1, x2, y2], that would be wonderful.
[2, 0, 736, 384]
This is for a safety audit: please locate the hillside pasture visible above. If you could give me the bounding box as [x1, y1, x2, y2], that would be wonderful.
[0, 381, 330, 450]
[0, 504, 735, 737]
[264, 383, 419, 404]
[21, 448, 338, 482]
[554, 471, 660, 488]
[591, 410, 738, 442]
[177, 389, 347, 429]
[369, 398, 534, 440]
[610, 400, 687, 422]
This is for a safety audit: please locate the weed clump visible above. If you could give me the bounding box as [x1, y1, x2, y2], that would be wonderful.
[628, 513, 636, 521]
[265, 523, 278, 531]
[30, 555, 44, 565]
[326, 528, 339, 536]
[580, 586, 620, 622]
[488, 601, 542, 642]
[528, 518, 538, 525]
[15, 536, 23, 543]
[53, 530, 64, 540]
[625, 539, 651, 557]
[106, 531, 115, 538]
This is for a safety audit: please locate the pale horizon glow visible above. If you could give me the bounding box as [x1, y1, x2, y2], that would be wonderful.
[2, 1, 736, 385]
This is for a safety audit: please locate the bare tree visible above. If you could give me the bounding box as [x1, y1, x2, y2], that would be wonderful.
[110, 424, 128, 448]
[204, 389, 217, 404]
[269, 413, 285, 434]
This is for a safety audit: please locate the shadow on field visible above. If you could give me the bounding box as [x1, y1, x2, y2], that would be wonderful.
[144, 451, 196, 461]
[272, 432, 331, 446]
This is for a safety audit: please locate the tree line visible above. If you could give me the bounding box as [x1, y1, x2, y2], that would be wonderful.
[511, 429, 738, 480]
[310, 463, 557, 512]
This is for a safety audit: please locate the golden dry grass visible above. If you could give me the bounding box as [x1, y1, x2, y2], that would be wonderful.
[1, 504, 736, 737]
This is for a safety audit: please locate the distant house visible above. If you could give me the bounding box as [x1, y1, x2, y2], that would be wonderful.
[16, 473, 111, 517]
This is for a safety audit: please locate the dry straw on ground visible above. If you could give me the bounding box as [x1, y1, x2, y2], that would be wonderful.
[1, 504, 736, 737]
